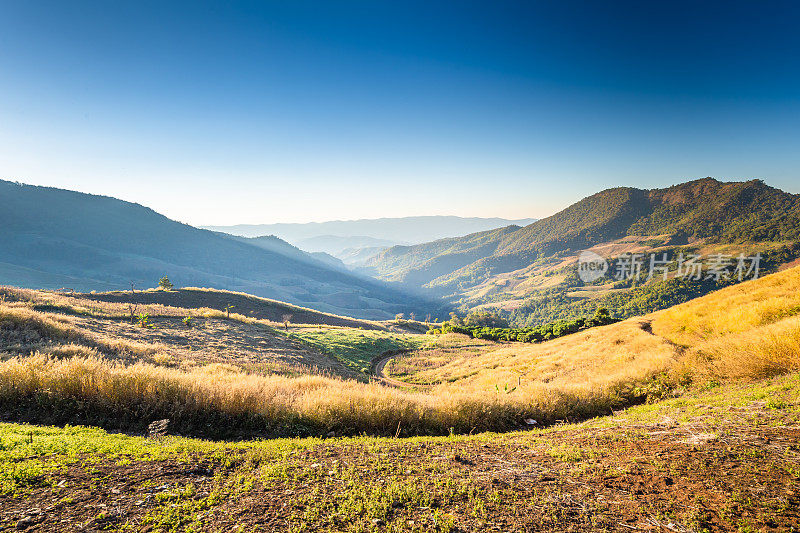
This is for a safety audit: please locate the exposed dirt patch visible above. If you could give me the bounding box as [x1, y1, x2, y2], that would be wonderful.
[0, 456, 222, 532]
[2, 415, 798, 531]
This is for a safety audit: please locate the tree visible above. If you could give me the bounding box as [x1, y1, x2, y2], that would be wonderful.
[282, 314, 293, 330]
[464, 311, 508, 328]
[127, 281, 138, 323]
[158, 276, 174, 290]
[395, 313, 405, 322]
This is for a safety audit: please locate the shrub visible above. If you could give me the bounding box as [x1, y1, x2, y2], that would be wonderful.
[136, 313, 154, 329]
[158, 276, 174, 290]
[428, 311, 618, 344]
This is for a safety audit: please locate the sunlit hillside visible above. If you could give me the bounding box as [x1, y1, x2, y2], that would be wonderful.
[2, 265, 799, 440]
[396, 263, 800, 393]
[366, 178, 800, 325]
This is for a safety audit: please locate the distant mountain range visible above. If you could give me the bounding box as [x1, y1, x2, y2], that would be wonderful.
[203, 216, 537, 268]
[0, 180, 435, 320]
[294, 235, 401, 267]
[204, 216, 535, 243]
[364, 178, 800, 324]
[6, 177, 796, 326]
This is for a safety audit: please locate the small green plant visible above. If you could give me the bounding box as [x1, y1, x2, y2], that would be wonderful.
[182, 316, 194, 327]
[767, 398, 788, 409]
[136, 312, 154, 328]
[158, 276, 174, 290]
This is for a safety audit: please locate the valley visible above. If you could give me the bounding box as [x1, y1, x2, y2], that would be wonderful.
[4, 3, 800, 530]
[366, 178, 800, 325]
[1, 238, 799, 531]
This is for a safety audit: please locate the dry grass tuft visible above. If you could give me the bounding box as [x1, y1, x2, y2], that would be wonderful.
[0, 353, 537, 437]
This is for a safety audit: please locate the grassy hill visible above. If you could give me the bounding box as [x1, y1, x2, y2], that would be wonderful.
[0, 267, 798, 530]
[366, 178, 800, 323]
[1, 263, 799, 438]
[0, 180, 435, 320]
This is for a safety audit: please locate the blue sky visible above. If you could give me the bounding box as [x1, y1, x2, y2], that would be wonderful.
[1, 1, 799, 224]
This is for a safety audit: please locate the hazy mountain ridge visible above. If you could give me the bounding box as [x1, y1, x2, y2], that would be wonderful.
[202, 216, 537, 243]
[295, 235, 401, 266]
[295, 235, 403, 255]
[0, 180, 434, 320]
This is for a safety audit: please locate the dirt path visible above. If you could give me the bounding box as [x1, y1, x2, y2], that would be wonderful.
[371, 351, 426, 388]
[371, 348, 475, 390]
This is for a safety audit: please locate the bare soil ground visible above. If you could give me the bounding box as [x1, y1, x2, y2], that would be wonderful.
[1, 395, 798, 532]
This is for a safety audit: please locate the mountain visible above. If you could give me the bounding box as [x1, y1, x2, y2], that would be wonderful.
[294, 235, 400, 266]
[202, 216, 537, 244]
[0, 180, 435, 320]
[337, 246, 392, 267]
[366, 178, 800, 323]
[295, 235, 402, 255]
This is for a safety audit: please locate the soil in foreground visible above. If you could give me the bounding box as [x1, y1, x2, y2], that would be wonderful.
[1, 375, 798, 532]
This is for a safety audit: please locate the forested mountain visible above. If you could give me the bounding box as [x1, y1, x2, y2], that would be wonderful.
[366, 178, 800, 323]
[0, 180, 433, 320]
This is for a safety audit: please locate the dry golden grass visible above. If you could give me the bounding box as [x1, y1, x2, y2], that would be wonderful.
[422, 318, 676, 395]
[0, 285, 191, 319]
[0, 303, 158, 361]
[652, 266, 800, 344]
[650, 266, 800, 381]
[0, 305, 671, 435]
[0, 300, 359, 379]
[0, 301, 652, 435]
[0, 352, 534, 437]
[2, 266, 800, 437]
[410, 266, 800, 394]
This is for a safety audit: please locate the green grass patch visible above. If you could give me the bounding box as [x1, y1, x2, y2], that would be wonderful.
[0, 423, 322, 496]
[286, 327, 428, 374]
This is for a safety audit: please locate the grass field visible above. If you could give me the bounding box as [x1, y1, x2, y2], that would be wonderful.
[1, 373, 797, 531]
[286, 327, 429, 374]
[2, 266, 800, 439]
[1, 268, 800, 530]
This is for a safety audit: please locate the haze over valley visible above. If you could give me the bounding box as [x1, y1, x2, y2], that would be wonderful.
[2, 2, 800, 531]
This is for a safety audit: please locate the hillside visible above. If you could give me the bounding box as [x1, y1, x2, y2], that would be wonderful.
[0, 180, 434, 320]
[389, 263, 800, 394]
[366, 178, 800, 323]
[1, 267, 799, 530]
[1, 263, 798, 437]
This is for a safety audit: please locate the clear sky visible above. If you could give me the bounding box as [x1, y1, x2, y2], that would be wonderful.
[1, 1, 799, 225]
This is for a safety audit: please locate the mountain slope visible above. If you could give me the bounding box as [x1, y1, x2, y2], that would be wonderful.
[363, 225, 523, 286]
[366, 178, 800, 321]
[295, 235, 401, 255]
[0, 180, 432, 319]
